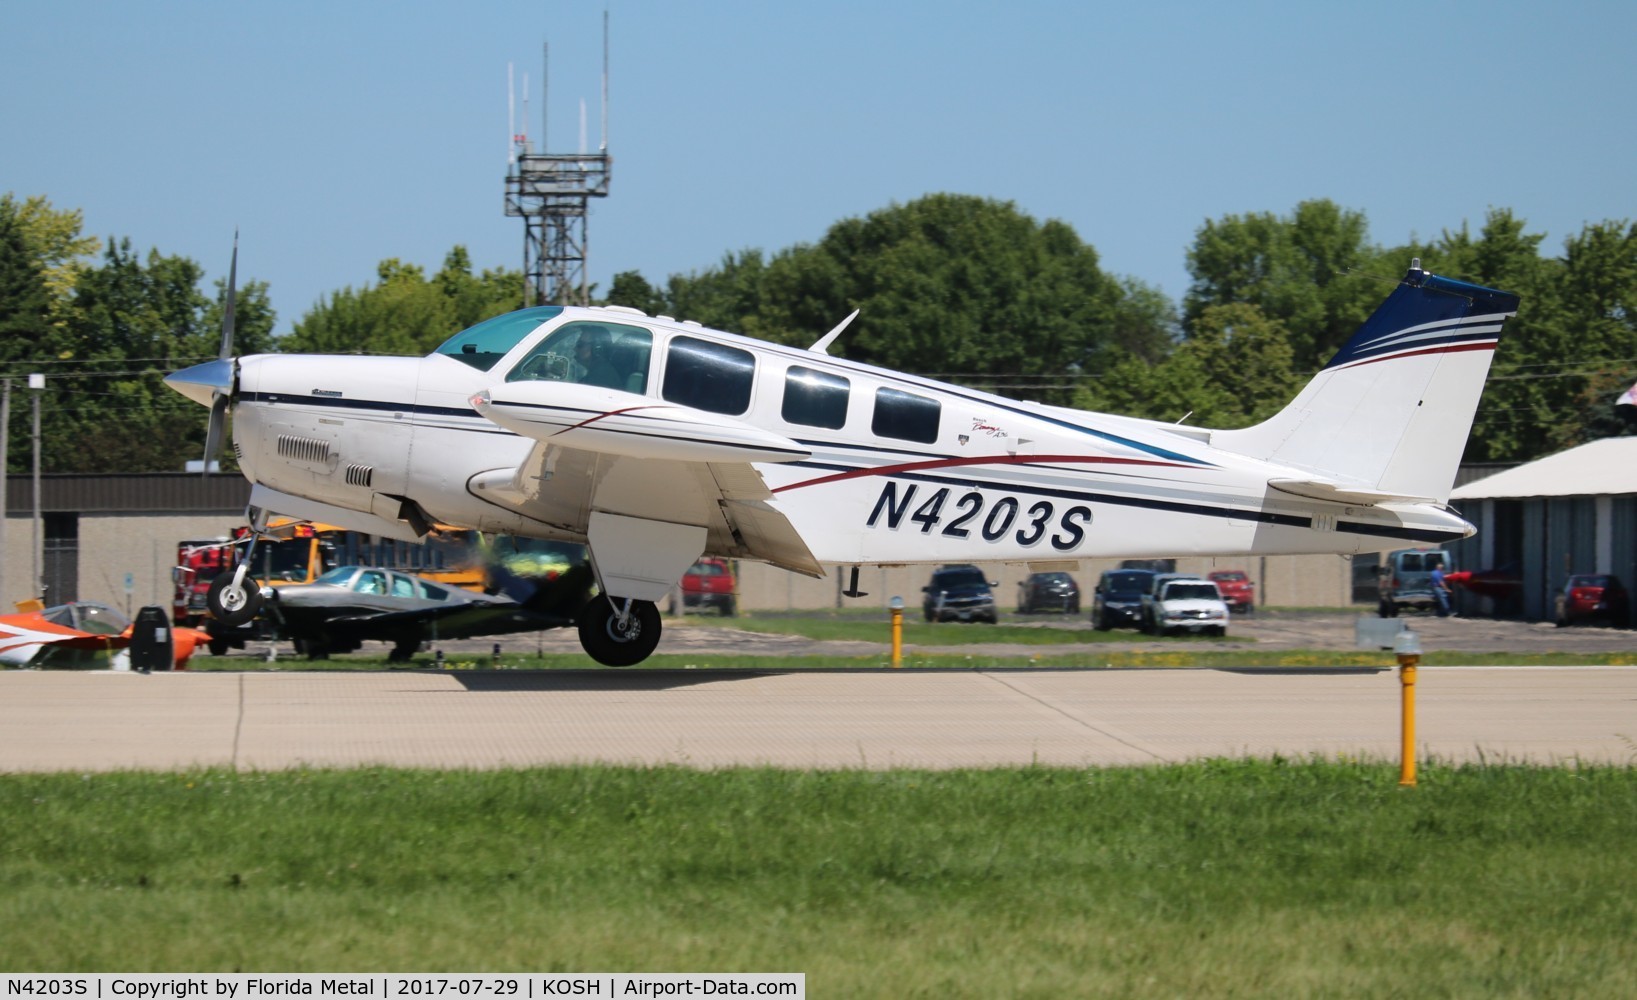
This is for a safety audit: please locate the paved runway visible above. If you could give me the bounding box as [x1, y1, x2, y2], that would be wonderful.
[4, 665, 1634, 772]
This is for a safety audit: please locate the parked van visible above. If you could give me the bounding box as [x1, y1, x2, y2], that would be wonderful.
[1377, 548, 1453, 617]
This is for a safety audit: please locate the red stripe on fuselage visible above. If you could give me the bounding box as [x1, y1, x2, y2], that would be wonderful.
[547, 405, 665, 436]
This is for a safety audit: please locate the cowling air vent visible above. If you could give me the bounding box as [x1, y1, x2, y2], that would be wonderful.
[277, 434, 332, 465]
[345, 464, 374, 488]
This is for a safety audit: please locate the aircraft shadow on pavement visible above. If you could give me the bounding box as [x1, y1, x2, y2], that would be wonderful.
[449, 669, 783, 693]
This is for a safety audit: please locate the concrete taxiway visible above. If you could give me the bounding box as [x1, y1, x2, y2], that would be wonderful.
[3, 666, 1634, 772]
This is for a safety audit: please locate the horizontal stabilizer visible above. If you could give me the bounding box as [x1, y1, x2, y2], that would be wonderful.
[1267, 478, 1437, 506]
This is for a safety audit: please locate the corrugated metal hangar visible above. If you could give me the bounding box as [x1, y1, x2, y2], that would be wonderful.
[1450, 437, 1637, 623]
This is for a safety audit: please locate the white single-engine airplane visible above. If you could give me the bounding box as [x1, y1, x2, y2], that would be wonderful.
[166, 257, 1519, 665]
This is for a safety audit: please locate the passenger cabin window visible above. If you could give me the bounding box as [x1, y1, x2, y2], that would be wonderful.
[872, 387, 941, 444]
[663, 336, 755, 415]
[506, 321, 653, 393]
[782, 366, 850, 429]
[434, 307, 564, 372]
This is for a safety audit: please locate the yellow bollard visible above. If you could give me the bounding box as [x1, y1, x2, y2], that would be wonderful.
[1394, 630, 1422, 787]
[889, 596, 904, 668]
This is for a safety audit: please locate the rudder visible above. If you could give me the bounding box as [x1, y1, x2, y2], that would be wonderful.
[1212, 264, 1520, 503]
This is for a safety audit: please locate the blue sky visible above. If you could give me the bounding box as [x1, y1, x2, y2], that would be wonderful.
[5, 0, 1634, 335]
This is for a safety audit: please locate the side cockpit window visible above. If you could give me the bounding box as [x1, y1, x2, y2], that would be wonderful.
[507, 321, 654, 393]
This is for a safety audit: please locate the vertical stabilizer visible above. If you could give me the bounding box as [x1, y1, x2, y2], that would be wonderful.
[1212, 265, 1519, 503]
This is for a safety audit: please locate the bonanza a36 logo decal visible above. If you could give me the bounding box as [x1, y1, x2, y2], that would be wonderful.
[865, 481, 1091, 552]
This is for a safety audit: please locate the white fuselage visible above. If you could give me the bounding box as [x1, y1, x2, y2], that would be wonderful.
[228, 307, 1472, 569]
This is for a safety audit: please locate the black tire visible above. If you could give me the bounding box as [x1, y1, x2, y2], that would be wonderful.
[577, 598, 662, 667]
[206, 638, 231, 657]
[720, 597, 736, 617]
[207, 571, 262, 627]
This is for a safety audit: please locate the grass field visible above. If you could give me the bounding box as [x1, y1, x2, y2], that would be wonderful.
[4, 762, 1635, 995]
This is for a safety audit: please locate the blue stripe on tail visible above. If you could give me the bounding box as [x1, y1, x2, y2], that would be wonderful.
[1322, 267, 1521, 370]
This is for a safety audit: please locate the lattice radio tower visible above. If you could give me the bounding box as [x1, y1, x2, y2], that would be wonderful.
[505, 13, 611, 307]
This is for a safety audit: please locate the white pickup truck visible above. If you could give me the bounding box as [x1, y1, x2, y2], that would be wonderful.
[1144, 578, 1230, 637]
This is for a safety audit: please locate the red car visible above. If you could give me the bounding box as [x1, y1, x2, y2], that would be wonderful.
[676, 557, 737, 616]
[1207, 570, 1255, 615]
[1554, 574, 1629, 628]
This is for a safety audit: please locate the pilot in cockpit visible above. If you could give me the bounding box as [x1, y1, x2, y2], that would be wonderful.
[572, 327, 621, 389]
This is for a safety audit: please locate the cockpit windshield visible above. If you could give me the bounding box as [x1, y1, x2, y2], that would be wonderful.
[433, 307, 564, 372]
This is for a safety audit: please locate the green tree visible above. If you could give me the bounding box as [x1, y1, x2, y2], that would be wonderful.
[0, 193, 99, 323]
[39, 238, 275, 472]
[665, 250, 772, 337]
[285, 248, 522, 355]
[604, 270, 668, 316]
[1185, 199, 1386, 367]
[603, 270, 667, 315]
[1078, 302, 1297, 428]
[1539, 220, 1637, 451]
[1407, 210, 1563, 463]
[0, 201, 56, 472]
[654, 196, 1145, 406]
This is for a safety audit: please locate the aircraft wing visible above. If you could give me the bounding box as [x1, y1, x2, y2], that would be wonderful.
[470, 386, 825, 579]
[0, 619, 124, 666]
[312, 602, 577, 640]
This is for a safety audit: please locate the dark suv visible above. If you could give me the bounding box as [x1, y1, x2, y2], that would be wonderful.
[1091, 568, 1156, 630]
[922, 565, 998, 624]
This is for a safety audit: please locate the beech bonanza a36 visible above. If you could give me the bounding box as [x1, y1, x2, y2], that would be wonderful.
[165, 258, 1518, 666]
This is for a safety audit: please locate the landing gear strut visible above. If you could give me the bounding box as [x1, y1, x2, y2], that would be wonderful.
[576, 596, 662, 667]
[207, 508, 270, 627]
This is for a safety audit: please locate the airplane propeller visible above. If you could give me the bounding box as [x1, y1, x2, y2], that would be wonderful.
[164, 234, 242, 475]
[200, 233, 239, 475]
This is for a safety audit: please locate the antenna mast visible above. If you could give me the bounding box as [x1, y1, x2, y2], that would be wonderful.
[504, 15, 612, 307]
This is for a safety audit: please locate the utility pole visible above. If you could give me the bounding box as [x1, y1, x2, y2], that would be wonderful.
[29, 373, 43, 601]
[1, 378, 9, 598]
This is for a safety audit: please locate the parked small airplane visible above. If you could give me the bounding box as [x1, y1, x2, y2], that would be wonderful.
[268, 563, 593, 660]
[166, 255, 1519, 666]
[0, 601, 208, 669]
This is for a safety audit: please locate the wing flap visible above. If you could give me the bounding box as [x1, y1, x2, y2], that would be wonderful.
[469, 446, 823, 578]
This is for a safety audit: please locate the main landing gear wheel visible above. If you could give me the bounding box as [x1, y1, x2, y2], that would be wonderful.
[207, 570, 263, 627]
[577, 597, 662, 667]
